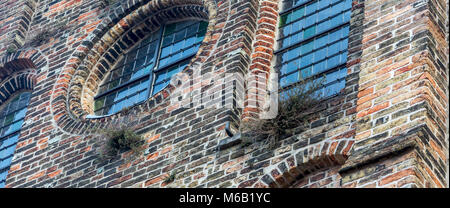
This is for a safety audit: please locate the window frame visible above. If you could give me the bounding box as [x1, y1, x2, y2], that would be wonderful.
[275, 0, 351, 95]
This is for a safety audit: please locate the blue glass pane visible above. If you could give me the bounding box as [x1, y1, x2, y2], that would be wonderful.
[330, 13, 343, 26]
[0, 94, 28, 188]
[155, 72, 167, 83]
[300, 66, 312, 79]
[294, 0, 309, 7]
[328, 42, 340, 56]
[327, 54, 340, 68]
[314, 48, 327, 61]
[301, 40, 314, 54]
[128, 93, 139, 105]
[305, 2, 317, 15]
[292, 7, 304, 20]
[152, 83, 166, 95]
[0, 156, 12, 170]
[329, 29, 341, 43]
[330, 3, 342, 16]
[161, 46, 172, 57]
[280, 72, 299, 87]
[290, 32, 303, 45]
[300, 53, 313, 68]
[286, 60, 299, 74]
[0, 145, 16, 159]
[138, 90, 149, 103]
[0, 134, 18, 149]
[304, 13, 317, 28]
[344, 9, 351, 22]
[162, 34, 173, 47]
[287, 47, 300, 61]
[340, 51, 348, 63]
[4, 120, 23, 136]
[282, 25, 291, 38]
[318, 0, 330, 9]
[313, 59, 327, 74]
[303, 26, 316, 39]
[116, 88, 128, 101]
[0, 172, 6, 181]
[316, 19, 329, 34]
[339, 39, 348, 51]
[316, 34, 328, 48]
[291, 20, 303, 34]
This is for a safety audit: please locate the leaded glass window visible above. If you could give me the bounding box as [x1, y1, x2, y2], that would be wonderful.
[0, 91, 31, 188]
[276, 0, 351, 97]
[93, 20, 208, 116]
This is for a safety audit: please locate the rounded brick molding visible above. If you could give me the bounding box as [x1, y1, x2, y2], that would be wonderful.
[0, 49, 46, 105]
[52, 0, 219, 134]
[0, 70, 37, 106]
[251, 139, 354, 188]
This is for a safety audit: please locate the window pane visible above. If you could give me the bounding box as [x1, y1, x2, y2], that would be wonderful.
[280, 72, 299, 87]
[305, 2, 317, 15]
[303, 26, 316, 39]
[300, 66, 312, 79]
[94, 97, 105, 112]
[158, 21, 208, 70]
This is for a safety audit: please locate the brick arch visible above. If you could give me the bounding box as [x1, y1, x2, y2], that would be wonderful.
[51, 0, 219, 134]
[0, 49, 46, 82]
[0, 70, 37, 106]
[0, 49, 46, 105]
[250, 139, 354, 188]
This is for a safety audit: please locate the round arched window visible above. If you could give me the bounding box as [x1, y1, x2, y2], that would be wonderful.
[0, 91, 31, 187]
[93, 20, 208, 116]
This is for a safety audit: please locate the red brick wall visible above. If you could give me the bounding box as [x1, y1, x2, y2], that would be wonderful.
[0, 0, 447, 188]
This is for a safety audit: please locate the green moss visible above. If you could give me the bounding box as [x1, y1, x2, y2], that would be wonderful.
[97, 127, 146, 162]
[241, 78, 325, 150]
[6, 46, 17, 54]
[163, 172, 176, 184]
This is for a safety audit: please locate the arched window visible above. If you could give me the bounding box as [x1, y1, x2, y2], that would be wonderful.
[93, 20, 208, 116]
[276, 0, 351, 97]
[0, 91, 31, 188]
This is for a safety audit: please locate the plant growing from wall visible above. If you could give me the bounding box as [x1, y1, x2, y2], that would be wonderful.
[99, 0, 118, 8]
[30, 30, 52, 46]
[28, 19, 71, 47]
[241, 78, 324, 149]
[97, 126, 146, 162]
[163, 171, 176, 184]
[6, 45, 17, 54]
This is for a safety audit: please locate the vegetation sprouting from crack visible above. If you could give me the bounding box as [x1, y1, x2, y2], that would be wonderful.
[163, 171, 176, 184]
[240, 78, 325, 150]
[99, 0, 118, 8]
[27, 19, 72, 47]
[96, 126, 146, 163]
[6, 45, 17, 54]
